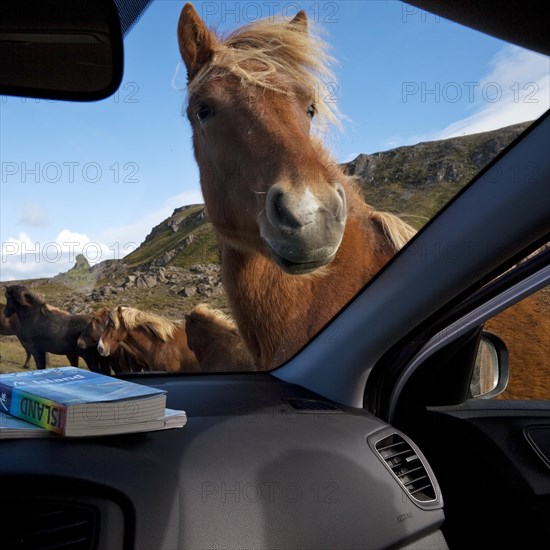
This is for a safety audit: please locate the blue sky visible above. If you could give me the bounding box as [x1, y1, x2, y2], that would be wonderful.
[1, 0, 548, 281]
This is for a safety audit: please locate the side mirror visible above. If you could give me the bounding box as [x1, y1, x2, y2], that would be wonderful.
[470, 331, 509, 399]
[0, 0, 123, 101]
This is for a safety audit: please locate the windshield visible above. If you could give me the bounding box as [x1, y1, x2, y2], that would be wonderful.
[1, 1, 548, 374]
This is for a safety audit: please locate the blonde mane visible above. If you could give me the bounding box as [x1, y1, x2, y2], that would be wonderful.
[112, 306, 178, 342]
[370, 210, 418, 251]
[188, 15, 341, 133]
[188, 304, 237, 333]
[345, 177, 418, 252]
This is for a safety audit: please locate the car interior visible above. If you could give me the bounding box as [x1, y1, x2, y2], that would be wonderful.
[1, 1, 548, 549]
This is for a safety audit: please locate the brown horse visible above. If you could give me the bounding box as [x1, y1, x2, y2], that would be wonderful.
[77, 308, 147, 373]
[185, 304, 256, 372]
[177, 4, 416, 369]
[3, 285, 107, 373]
[97, 306, 201, 373]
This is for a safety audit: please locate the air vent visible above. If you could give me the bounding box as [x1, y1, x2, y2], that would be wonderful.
[286, 398, 343, 412]
[2, 502, 98, 550]
[375, 433, 436, 503]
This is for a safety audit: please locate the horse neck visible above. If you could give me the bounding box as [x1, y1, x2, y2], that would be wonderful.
[185, 329, 206, 363]
[121, 327, 158, 360]
[13, 304, 37, 319]
[119, 340, 149, 366]
[220, 188, 394, 369]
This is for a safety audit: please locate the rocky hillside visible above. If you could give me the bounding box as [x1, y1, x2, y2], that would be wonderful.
[2, 121, 533, 318]
[123, 204, 218, 268]
[345, 121, 532, 227]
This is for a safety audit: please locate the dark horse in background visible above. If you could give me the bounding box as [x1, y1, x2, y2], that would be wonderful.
[1, 299, 79, 369]
[1, 302, 33, 368]
[4, 285, 110, 374]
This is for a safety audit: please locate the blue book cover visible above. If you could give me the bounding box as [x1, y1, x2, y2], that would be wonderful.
[0, 367, 167, 435]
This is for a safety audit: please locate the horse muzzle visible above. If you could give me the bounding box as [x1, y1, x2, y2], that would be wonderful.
[261, 181, 346, 274]
[97, 338, 110, 356]
[265, 241, 339, 274]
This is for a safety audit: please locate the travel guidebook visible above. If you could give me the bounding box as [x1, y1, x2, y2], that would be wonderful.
[0, 409, 187, 439]
[0, 367, 186, 437]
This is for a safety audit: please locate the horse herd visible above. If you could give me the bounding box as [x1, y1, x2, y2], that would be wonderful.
[1, 284, 253, 374]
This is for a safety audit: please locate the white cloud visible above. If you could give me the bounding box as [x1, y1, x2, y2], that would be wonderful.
[431, 46, 549, 141]
[1, 190, 205, 282]
[19, 201, 50, 226]
[1, 230, 112, 281]
[382, 46, 549, 151]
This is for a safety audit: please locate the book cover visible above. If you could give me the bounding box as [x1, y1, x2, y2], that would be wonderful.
[0, 411, 53, 438]
[0, 367, 167, 436]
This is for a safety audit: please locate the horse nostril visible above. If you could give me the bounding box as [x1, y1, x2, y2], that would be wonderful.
[268, 188, 301, 230]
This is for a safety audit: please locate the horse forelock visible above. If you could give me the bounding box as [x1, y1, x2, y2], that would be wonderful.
[117, 307, 177, 342]
[187, 16, 341, 134]
[105, 307, 121, 331]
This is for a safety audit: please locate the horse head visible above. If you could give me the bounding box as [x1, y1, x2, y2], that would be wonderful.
[78, 307, 109, 349]
[97, 306, 126, 357]
[178, 3, 347, 274]
[4, 285, 37, 316]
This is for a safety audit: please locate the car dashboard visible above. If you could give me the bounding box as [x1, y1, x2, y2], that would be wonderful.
[2, 374, 447, 549]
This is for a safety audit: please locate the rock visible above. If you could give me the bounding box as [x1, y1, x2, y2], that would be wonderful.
[73, 254, 90, 271]
[136, 275, 157, 289]
[178, 286, 197, 297]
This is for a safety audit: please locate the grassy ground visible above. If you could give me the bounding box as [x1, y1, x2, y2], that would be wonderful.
[0, 336, 73, 374]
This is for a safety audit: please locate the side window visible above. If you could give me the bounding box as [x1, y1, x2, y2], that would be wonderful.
[473, 286, 549, 400]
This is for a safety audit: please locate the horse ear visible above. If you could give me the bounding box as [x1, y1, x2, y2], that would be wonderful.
[96, 307, 108, 319]
[178, 3, 217, 82]
[290, 10, 308, 31]
[115, 305, 125, 327]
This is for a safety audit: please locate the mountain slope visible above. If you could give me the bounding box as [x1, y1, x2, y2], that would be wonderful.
[123, 204, 219, 268]
[345, 121, 532, 228]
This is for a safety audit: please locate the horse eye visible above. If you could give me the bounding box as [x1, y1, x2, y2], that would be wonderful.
[307, 104, 316, 119]
[196, 104, 214, 122]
